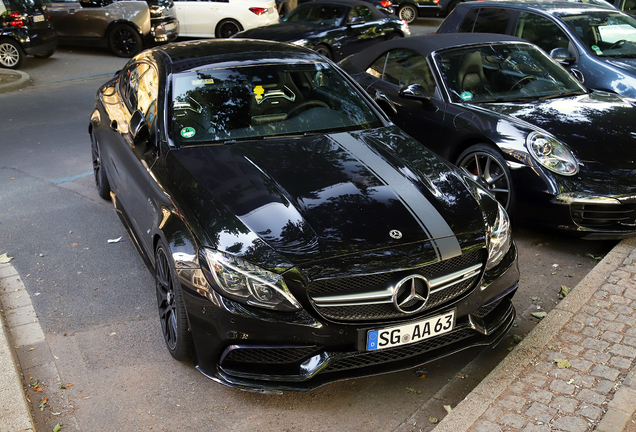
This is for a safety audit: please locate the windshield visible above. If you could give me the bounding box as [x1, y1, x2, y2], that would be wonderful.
[561, 12, 636, 58]
[171, 62, 382, 145]
[435, 43, 586, 103]
[283, 4, 346, 25]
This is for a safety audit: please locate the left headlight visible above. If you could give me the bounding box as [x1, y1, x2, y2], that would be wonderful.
[202, 249, 302, 312]
[526, 132, 578, 176]
[486, 202, 512, 271]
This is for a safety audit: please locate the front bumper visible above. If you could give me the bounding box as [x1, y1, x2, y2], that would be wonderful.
[21, 26, 58, 56]
[149, 17, 179, 43]
[178, 243, 519, 393]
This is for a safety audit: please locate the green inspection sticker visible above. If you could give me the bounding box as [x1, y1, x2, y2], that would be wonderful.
[181, 127, 196, 138]
[460, 91, 473, 101]
[591, 45, 603, 55]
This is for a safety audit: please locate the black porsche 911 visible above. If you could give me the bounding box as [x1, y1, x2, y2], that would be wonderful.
[89, 39, 518, 392]
[340, 33, 636, 239]
[232, 0, 410, 61]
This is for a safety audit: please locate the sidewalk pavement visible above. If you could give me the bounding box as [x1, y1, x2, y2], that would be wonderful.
[1, 238, 636, 432]
[0, 69, 30, 93]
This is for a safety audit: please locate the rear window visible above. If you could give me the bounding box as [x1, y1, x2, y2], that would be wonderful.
[5, 0, 47, 11]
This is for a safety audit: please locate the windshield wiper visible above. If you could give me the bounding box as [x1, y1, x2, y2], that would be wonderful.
[539, 90, 585, 100]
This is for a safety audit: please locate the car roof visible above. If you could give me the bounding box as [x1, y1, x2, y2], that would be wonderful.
[456, 0, 617, 14]
[150, 39, 326, 74]
[345, 33, 527, 70]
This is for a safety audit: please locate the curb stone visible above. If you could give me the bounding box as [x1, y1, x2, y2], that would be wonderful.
[0, 70, 31, 94]
[432, 237, 636, 432]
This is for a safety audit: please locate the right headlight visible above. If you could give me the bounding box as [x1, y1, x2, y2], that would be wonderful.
[201, 249, 301, 312]
[526, 132, 578, 176]
[485, 202, 512, 271]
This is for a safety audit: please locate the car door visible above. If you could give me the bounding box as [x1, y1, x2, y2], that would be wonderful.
[174, 0, 227, 36]
[358, 49, 452, 158]
[340, 5, 388, 57]
[105, 61, 161, 255]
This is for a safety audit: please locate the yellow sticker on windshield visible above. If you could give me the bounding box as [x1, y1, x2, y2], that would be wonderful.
[192, 78, 215, 85]
[254, 85, 265, 101]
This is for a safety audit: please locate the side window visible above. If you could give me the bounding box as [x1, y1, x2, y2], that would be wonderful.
[349, 5, 374, 22]
[516, 12, 570, 53]
[472, 8, 513, 34]
[378, 49, 437, 95]
[621, 0, 636, 15]
[458, 8, 479, 32]
[137, 66, 159, 129]
[366, 53, 387, 78]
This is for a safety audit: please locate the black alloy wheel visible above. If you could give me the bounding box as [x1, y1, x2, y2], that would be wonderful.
[215, 19, 243, 38]
[0, 39, 24, 69]
[314, 44, 332, 60]
[91, 130, 111, 200]
[457, 144, 515, 213]
[398, 4, 417, 23]
[155, 239, 192, 361]
[108, 24, 143, 58]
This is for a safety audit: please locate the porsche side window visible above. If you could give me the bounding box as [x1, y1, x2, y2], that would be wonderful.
[458, 8, 479, 33]
[621, 0, 636, 15]
[349, 5, 374, 22]
[380, 49, 436, 95]
[516, 13, 569, 54]
[472, 8, 513, 34]
[137, 66, 159, 129]
[120, 62, 152, 114]
[367, 54, 387, 78]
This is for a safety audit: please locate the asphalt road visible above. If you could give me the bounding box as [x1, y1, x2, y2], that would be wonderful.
[0, 21, 617, 432]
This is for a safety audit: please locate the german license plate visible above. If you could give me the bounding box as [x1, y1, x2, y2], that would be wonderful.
[366, 310, 455, 351]
[165, 22, 175, 31]
[33, 15, 44, 22]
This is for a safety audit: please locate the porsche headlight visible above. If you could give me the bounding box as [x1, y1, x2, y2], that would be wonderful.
[486, 202, 512, 271]
[202, 249, 301, 312]
[526, 132, 578, 176]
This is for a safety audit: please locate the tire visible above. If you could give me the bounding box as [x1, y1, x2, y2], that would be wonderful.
[215, 19, 243, 38]
[34, 49, 56, 59]
[155, 238, 193, 361]
[445, 0, 460, 15]
[388, 32, 402, 40]
[398, 4, 417, 23]
[0, 39, 24, 69]
[314, 44, 332, 60]
[108, 24, 143, 58]
[456, 144, 515, 214]
[91, 129, 111, 201]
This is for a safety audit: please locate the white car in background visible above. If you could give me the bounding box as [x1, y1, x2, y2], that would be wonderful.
[174, 0, 278, 38]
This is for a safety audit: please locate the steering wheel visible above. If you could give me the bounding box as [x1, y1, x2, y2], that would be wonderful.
[608, 39, 627, 50]
[286, 100, 329, 118]
[509, 75, 537, 91]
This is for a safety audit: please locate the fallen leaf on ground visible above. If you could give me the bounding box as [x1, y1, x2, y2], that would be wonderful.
[406, 387, 421, 394]
[70, 243, 78, 247]
[429, 417, 438, 424]
[0, 253, 14, 263]
[60, 385, 67, 390]
[585, 253, 603, 261]
[53, 423, 61, 432]
[554, 359, 572, 369]
[107, 237, 123, 244]
[531, 312, 547, 320]
[444, 405, 452, 414]
[33, 384, 43, 392]
[558, 285, 571, 299]
[28, 348, 34, 351]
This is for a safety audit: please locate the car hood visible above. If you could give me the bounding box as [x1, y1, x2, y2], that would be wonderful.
[236, 22, 332, 42]
[166, 127, 486, 268]
[479, 91, 636, 169]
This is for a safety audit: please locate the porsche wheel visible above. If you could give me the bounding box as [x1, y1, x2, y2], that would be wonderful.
[155, 239, 192, 361]
[457, 144, 514, 213]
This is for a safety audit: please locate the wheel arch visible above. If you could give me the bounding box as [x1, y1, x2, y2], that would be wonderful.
[106, 19, 144, 38]
[449, 136, 500, 165]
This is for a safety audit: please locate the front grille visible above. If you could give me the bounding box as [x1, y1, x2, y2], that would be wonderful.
[308, 249, 485, 322]
[571, 203, 636, 229]
[321, 327, 475, 373]
[471, 298, 503, 318]
[223, 346, 318, 365]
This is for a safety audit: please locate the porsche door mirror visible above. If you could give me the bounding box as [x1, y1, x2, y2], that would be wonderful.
[398, 83, 431, 104]
[130, 110, 151, 153]
[550, 48, 576, 65]
[374, 90, 397, 117]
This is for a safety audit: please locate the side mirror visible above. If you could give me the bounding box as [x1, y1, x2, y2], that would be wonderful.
[349, 16, 365, 25]
[374, 90, 397, 117]
[130, 110, 151, 153]
[398, 83, 431, 103]
[550, 47, 576, 65]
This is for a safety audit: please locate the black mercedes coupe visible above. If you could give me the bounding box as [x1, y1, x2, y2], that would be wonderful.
[232, 0, 410, 61]
[340, 33, 636, 239]
[89, 39, 518, 392]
